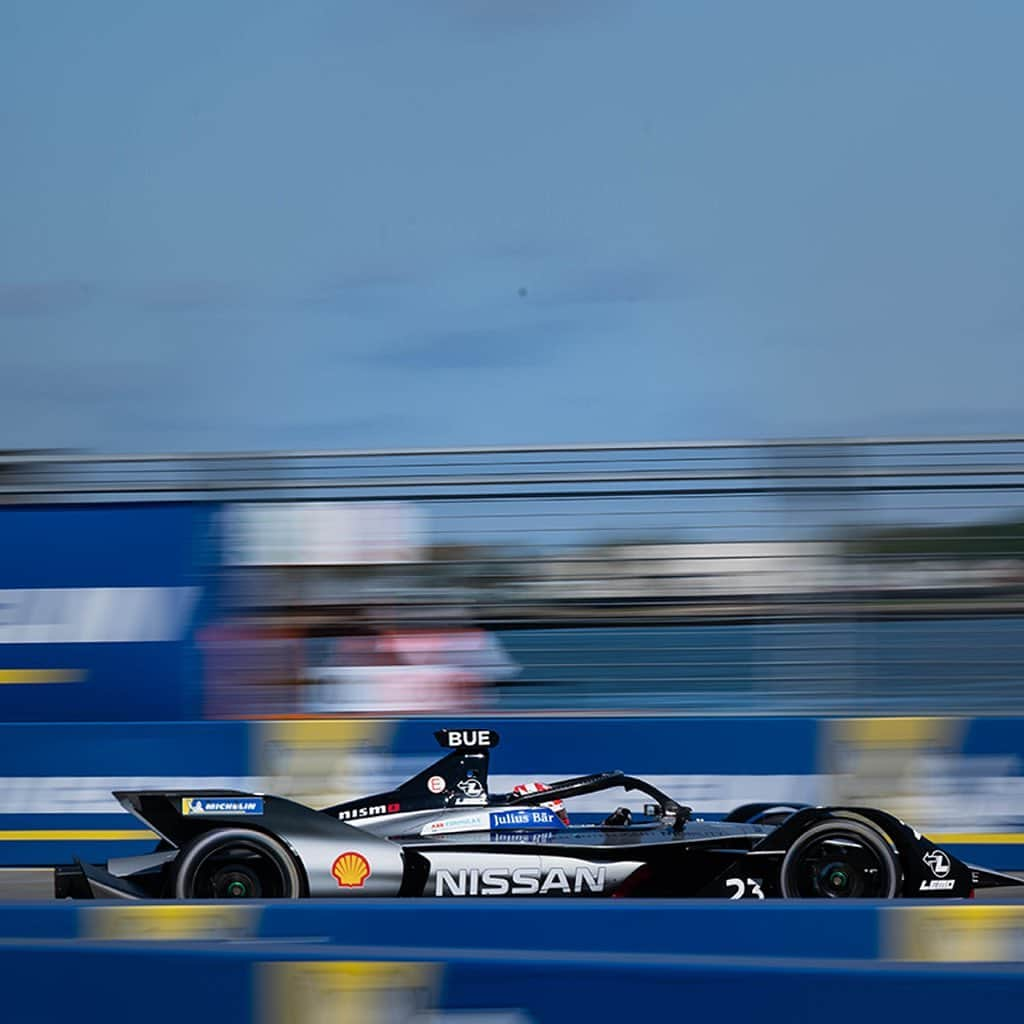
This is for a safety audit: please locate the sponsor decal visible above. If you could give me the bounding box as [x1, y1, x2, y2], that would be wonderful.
[490, 830, 560, 845]
[441, 730, 496, 748]
[427, 775, 446, 794]
[920, 879, 956, 891]
[332, 851, 371, 888]
[420, 813, 490, 836]
[454, 775, 487, 805]
[490, 808, 565, 830]
[435, 865, 606, 896]
[337, 802, 400, 821]
[182, 797, 263, 816]
[923, 850, 951, 878]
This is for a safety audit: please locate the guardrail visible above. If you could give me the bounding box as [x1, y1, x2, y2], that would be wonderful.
[5, 435, 1024, 502]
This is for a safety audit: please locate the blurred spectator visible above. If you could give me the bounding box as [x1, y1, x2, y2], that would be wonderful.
[301, 609, 517, 713]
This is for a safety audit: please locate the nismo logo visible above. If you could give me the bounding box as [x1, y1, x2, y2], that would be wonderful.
[337, 802, 399, 820]
[435, 865, 606, 896]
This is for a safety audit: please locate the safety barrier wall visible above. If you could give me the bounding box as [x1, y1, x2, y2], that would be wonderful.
[6, 900, 1024, 962]
[2, 716, 1023, 868]
[0, 504, 218, 720]
[0, 901, 883, 958]
[6, 905, 1024, 958]
[1, 905, 1024, 1023]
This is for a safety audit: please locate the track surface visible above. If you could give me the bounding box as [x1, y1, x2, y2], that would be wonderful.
[6, 869, 1024, 902]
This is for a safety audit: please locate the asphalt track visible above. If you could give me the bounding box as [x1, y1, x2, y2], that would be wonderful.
[4, 868, 1024, 902]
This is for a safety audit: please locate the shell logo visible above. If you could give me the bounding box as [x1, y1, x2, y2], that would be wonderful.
[332, 851, 371, 888]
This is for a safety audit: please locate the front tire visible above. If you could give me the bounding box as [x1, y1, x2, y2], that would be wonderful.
[173, 829, 302, 899]
[780, 818, 901, 899]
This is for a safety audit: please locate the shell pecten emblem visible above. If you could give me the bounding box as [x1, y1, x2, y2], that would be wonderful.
[332, 851, 371, 888]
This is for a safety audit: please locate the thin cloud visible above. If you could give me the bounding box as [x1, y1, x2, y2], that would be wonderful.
[444, 0, 618, 32]
[136, 280, 248, 313]
[302, 269, 419, 313]
[0, 282, 96, 317]
[379, 320, 576, 372]
[530, 266, 684, 308]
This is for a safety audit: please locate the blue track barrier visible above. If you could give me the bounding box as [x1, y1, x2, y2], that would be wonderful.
[0, 900, 883, 959]
[4, 900, 1024, 962]
[0, 939, 1022, 1024]
[3, 716, 1024, 867]
[0, 504, 218, 721]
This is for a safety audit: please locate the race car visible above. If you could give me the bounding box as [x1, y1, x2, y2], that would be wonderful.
[55, 728, 1021, 900]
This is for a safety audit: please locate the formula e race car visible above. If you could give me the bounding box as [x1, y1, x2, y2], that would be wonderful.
[55, 728, 1021, 901]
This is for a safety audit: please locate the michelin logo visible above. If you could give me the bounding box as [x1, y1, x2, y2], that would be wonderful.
[182, 797, 264, 816]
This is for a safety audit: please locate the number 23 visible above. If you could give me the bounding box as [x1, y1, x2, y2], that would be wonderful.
[725, 877, 765, 899]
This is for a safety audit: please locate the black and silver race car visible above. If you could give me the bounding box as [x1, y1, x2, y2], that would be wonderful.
[55, 728, 1021, 901]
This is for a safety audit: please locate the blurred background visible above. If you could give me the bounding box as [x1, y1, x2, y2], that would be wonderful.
[3, 2, 1024, 1020]
[3, 437, 1024, 719]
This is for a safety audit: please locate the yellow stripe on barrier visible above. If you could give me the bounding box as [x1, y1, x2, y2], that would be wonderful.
[886, 905, 1024, 961]
[255, 719, 394, 807]
[0, 830, 156, 841]
[0, 670, 83, 684]
[930, 833, 1024, 844]
[260, 962, 440, 1024]
[84, 904, 257, 941]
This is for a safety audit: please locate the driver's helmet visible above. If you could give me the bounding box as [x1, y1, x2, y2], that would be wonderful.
[512, 781, 569, 825]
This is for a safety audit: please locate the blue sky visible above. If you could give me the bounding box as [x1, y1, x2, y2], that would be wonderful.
[2, 1, 1022, 453]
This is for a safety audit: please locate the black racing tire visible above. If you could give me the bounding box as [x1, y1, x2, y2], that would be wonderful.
[173, 829, 302, 900]
[780, 818, 901, 899]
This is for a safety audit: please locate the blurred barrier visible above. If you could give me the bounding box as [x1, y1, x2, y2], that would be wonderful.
[0, 720, 254, 865]
[0, 504, 217, 720]
[0, 900, 882, 959]
[9, 899, 1024, 962]
[1, 922, 1024, 1023]
[3, 716, 1024, 868]
[3, 436, 1024, 716]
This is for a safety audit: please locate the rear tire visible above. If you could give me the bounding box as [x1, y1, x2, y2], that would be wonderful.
[780, 819, 900, 899]
[173, 829, 302, 900]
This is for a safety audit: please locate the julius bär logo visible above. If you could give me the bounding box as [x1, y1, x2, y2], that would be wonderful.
[332, 851, 371, 888]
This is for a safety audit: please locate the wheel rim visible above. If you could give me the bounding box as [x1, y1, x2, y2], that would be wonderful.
[187, 839, 291, 899]
[782, 823, 898, 899]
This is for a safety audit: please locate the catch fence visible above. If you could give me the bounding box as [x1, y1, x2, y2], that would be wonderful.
[3, 436, 1024, 712]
